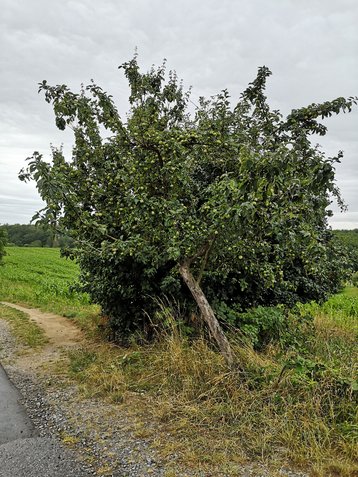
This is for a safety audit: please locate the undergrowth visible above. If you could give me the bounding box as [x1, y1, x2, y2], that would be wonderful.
[67, 294, 358, 477]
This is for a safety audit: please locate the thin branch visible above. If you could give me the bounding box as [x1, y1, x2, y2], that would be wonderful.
[196, 239, 214, 285]
[186, 234, 215, 267]
[34, 212, 102, 254]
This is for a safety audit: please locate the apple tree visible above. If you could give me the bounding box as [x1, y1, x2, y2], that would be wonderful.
[20, 56, 357, 364]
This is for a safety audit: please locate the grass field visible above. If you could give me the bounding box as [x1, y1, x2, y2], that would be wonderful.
[0, 247, 100, 330]
[0, 246, 357, 476]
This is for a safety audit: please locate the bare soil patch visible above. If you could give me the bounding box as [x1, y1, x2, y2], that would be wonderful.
[1, 302, 83, 347]
[0, 302, 86, 372]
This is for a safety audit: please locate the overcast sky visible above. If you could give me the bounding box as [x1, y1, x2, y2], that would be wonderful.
[1, 0, 357, 228]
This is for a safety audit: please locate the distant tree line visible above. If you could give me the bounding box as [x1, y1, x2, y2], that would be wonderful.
[0, 224, 73, 248]
[0, 228, 6, 263]
[333, 229, 358, 272]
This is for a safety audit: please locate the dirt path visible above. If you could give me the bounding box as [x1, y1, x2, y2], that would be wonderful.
[0, 302, 86, 372]
[0, 302, 83, 348]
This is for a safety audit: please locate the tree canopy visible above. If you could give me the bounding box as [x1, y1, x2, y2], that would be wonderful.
[20, 56, 357, 362]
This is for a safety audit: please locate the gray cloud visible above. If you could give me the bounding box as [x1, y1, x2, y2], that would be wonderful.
[0, 0, 357, 227]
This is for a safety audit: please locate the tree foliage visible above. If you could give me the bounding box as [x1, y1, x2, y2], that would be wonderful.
[20, 56, 357, 356]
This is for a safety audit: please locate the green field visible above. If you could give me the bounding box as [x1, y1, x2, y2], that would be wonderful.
[0, 246, 357, 476]
[0, 247, 99, 328]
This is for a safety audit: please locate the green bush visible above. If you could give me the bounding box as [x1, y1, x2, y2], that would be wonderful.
[215, 303, 313, 350]
[352, 271, 358, 287]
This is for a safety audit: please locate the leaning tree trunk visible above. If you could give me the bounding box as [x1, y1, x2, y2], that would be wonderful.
[179, 261, 234, 367]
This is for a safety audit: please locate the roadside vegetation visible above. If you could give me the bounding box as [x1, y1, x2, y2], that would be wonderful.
[0, 247, 357, 476]
[66, 295, 357, 477]
[0, 304, 47, 349]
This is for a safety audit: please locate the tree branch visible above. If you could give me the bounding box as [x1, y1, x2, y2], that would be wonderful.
[196, 239, 214, 285]
[186, 234, 215, 267]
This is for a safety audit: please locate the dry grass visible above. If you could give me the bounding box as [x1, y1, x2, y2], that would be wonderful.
[66, 307, 358, 477]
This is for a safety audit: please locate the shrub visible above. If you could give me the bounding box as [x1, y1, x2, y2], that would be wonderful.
[215, 303, 313, 350]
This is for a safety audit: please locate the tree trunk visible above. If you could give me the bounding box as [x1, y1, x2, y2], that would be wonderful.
[179, 261, 234, 367]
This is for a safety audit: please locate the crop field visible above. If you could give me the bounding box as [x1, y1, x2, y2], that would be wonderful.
[0, 247, 99, 329]
[0, 246, 357, 476]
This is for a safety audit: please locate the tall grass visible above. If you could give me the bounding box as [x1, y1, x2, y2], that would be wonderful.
[301, 289, 358, 335]
[67, 299, 358, 476]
